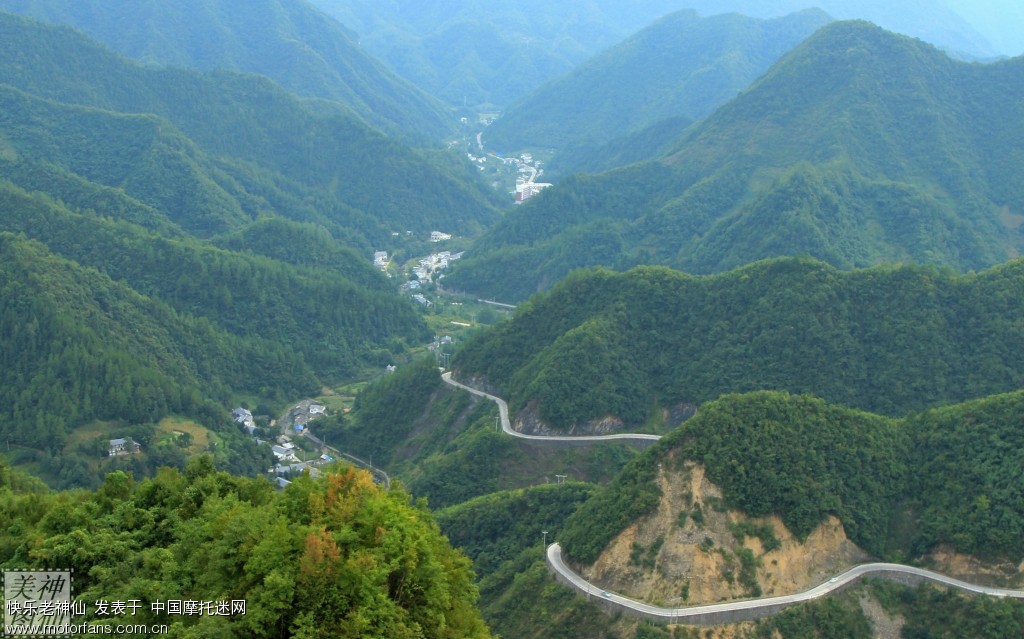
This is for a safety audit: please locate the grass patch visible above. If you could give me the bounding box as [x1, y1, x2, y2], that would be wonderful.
[62, 421, 117, 450]
[156, 416, 210, 454]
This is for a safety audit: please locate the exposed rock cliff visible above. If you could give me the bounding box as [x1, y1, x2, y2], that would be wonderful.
[587, 457, 871, 606]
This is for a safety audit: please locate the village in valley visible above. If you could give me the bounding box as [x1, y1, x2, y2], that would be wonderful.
[214, 124, 539, 493]
[221, 228, 497, 491]
[230, 398, 391, 490]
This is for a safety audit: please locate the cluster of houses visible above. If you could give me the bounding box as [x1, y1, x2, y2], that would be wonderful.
[466, 152, 488, 169]
[371, 232, 453, 279]
[492, 152, 552, 203]
[272, 452, 335, 489]
[232, 401, 334, 488]
[271, 440, 299, 462]
[290, 403, 325, 434]
[410, 251, 464, 283]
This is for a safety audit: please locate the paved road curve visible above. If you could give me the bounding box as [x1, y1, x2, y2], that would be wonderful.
[443, 372, 1024, 622]
[547, 543, 1024, 625]
[441, 372, 659, 443]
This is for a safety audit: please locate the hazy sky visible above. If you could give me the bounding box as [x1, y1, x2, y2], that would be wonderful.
[676, 0, 1024, 57]
[943, 0, 1024, 55]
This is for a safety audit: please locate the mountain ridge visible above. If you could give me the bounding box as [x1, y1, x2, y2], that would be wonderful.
[447, 21, 1024, 300]
[0, 0, 454, 138]
[0, 11, 501, 241]
[484, 8, 832, 173]
[453, 257, 1024, 429]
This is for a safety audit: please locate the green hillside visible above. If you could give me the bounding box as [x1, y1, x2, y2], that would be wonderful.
[0, 182, 431, 486]
[311, 358, 639, 510]
[0, 11, 500, 241]
[436, 483, 598, 578]
[0, 0, 453, 139]
[0, 11, 505, 491]
[484, 9, 831, 171]
[453, 259, 1024, 427]
[558, 389, 1024, 568]
[0, 85, 252, 237]
[0, 233, 255, 444]
[446, 21, 1024, 301]
[0, 459, 492, 638]
[0, 184, 431, 376]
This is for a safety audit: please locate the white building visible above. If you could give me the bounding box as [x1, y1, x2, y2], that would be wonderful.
[515, 182, 553, 203]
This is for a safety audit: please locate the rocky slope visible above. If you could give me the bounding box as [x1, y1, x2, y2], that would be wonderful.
[587, 458, 870, 605]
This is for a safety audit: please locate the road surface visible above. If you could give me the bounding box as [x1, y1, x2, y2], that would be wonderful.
[442, 373, 1024, 622]
[441, 372, 659, 443]
[300, 420, 391, 488]
[547, 543, 1024, 625]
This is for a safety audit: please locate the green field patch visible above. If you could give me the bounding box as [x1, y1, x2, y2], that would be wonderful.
[62, 421, 118, 451]
[156, 416, 210, 454]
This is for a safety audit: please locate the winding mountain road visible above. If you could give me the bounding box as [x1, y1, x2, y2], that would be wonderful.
[441, 372, 659, 443]
[442, 371, 1024, 623]
[547, 543, 1024, 625]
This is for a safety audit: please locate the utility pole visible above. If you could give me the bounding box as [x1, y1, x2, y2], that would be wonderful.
[542, 530, 548, 548]
[495, 414, 500, 432]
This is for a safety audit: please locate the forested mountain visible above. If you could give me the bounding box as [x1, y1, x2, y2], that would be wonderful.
[484, 9, 831, 171]
[453, 259, 1024, 429]
[436, 483, 598, 579]
[446, 22, 1024, 301]
[0, 11, 477, 488]
[0, 232, 275, 451]
[559, 389, 1024, 566]
[307, 0, 693, 109]
[0, 185, 429, 379]
[0, 0, 453, 139]
[306, 0, 1003, 111]
[5, 4, 1024, 637]
[0, 12, 501, 242]
[0, 185, 431, 462]
[335, 259, 1024, 637]
[0, 459, 493, 638]
[668, 0, 999, 57]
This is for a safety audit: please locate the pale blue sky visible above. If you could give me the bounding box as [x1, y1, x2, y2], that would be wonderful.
[943, 0, 1024, 56]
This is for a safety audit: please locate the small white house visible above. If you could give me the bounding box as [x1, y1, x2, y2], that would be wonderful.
[109, 437, 140, 456]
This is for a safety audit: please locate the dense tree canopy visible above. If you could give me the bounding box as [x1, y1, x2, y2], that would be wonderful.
[560, 389, 1024, 565]
[0, 459, 492, 638]
[446, 22, 1024, 301]
[454, 259, 1024, 429]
